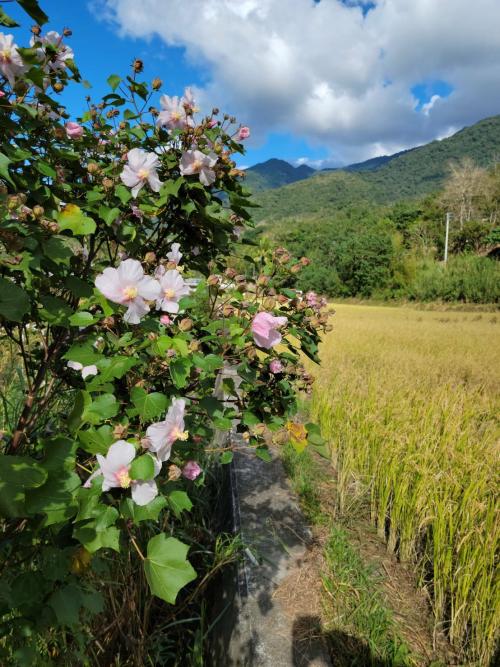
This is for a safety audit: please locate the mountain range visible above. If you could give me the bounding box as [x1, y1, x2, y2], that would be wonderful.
[245, 115, 500, 222]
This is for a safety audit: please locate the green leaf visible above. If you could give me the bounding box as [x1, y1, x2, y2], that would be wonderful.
[48, 585, 82, 626]
[82, 393, 119, 425]
[36, 161, 57, 179]
[58, 204, 96, 236]
[64, 343, 102, 366]
[120, 495, 167, 523]
[25, 437, 80, 526]
[69, 311, 96, 327]
[18, 0, 49, 25]
[0, 152, 15, 186]
[78, 425, 114, 455]
[39, 295, 72, 325]
[220, 451, 233, 464]
[0, 278, 30, 322]
[98, 205, 121, 226]
[0, 456, 47, 518]
[144, 535, 197, 604]
[73, 506, 120, 553]
[255, 447, 272, 463]
[107, 74, 122, 91]
[130, 454, 155, 481]
[130, 387, 168, 421]
[115, 184, 132, 204]
[167, 490, 193, 518]
[0, 8, 19, 27]
[169, 357, 192, 388]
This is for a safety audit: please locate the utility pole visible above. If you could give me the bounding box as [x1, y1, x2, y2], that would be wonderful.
[444, 212, 451, 263]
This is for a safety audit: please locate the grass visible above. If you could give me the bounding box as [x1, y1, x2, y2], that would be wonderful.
[282, 444, 414, 666]
[309, 304, 500, 665]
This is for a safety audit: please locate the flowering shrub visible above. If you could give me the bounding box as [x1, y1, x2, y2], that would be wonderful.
[0, 1, 327, 662]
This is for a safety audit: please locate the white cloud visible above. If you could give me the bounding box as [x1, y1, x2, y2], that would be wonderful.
[96, 0, 500, 163]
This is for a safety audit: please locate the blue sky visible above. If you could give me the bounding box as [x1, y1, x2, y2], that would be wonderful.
[5, 0, 500, 168]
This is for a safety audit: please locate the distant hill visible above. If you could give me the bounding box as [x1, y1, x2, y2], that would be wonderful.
[324, 149, 413, 173]
[244, 158, 315, 192]
[252, 115, 500, 222]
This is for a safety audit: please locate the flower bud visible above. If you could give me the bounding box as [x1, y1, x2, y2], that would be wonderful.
[263, 297, 275, 310]
[31, 25, 41, 36]
[148, 332, 158, 341]
[257, 275, 270, 286]
[300, 256, 310, 266]
[178, 318, 193, 332]
[144, 252, 156, 264]
[276, 294, 288, 304]
[222, 305, 234, 317]
[152, 77, 162, 90]
[225, 267, 237, 279]
[87, 162, 99, 174]
[165, 260, 177, 270]
[113, 424, 128, 439]
[189, 340, 200, 352]
[168, 464, 182, 481]
[32, 205, 44, 218]
[48, 221, 60, 233]
[207, 274, 220, 287]
[290, 263, 302, 274]
[53, 82, 64, 93]
[102, 316, 115, 328]
[63, 28, 72, 37]
[102, 177, 113, 189]
[212, 107, 219, 115]
[133, 58, 144, 73]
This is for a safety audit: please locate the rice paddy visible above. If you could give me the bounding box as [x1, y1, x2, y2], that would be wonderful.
[309, 304, 500, 665]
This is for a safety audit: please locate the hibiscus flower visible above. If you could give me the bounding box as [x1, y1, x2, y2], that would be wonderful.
[120, 148, 163, 198]
[95, 258, 161, 324]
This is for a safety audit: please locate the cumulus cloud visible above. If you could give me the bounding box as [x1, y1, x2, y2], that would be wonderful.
[95, 0, 500, 164]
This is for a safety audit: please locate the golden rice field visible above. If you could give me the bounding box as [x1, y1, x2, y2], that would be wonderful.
[309, 304, 500, 665]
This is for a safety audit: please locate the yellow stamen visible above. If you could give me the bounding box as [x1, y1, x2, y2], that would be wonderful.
[164, 288, 176, 299]
[174, 429, 189, 442]
[137, 168, 149, 180]
[115, 468, 131, 488]
[123, 285, 138, 301]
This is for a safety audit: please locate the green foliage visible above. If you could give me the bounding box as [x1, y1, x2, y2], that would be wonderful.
[253, 115, 500, 221]
[0, 4, 327, 663]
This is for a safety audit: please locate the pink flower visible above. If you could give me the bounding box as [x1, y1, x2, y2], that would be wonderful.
[157, 93, 194, 130]
[166, 242, 182, 266]
[160, 314, 172, 325]
[182, 460, 202, 480]
[269, 359, 283, 374]
[251, 312, 288, 349]
[0, 33, 26, 87]
[305, 291, 318, 307]
[145, 398, 188, 462]
[0, 90, 5, 98]
[155, 268, 190, 314]
[120, 148, 163, 198]
[67, 360, 98, 379]
[31, 31, 74, 73]
[65, 121, 84, 139]
[183, 87, 197, 112]
[207, 119, 217, 129]
[95, 440, 136, 491]
[238, 126, 250, 140]
[179, 150, 217, 187]
[95, 258, 161, 324]
[85, 441, 161, 506]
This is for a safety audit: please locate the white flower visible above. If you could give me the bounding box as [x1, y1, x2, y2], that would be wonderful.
[120, 148, 163, 198]
[157, 93, 194, 130]
[155, 268, 190, 314]
[179, 150, 217, 187]
[167, 242, 182, 266]
[145, 398, 188, 463]
[0, 33, 26, 87]
[31, 31, 74, 72]
[67, 360, 98, 380]
[95, 258, 161, 324]
[95, 440, 136, 491]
